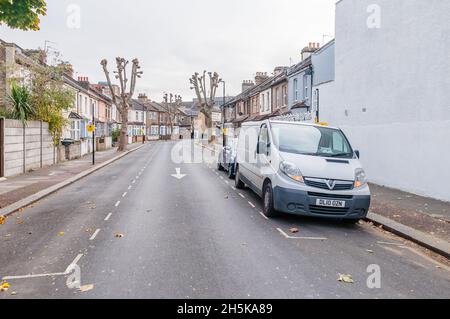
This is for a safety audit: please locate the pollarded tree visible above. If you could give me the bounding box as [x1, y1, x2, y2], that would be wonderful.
[189, 71, 221, 138]
[101, 57, 143, 152]
[0, 0, 47, 31]
[163, 93, 182, 137]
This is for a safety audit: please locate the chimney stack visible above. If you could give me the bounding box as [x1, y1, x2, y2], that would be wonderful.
[255, 72, 269, 86]
[138, 93, 148, 103]
[301, 42, 321, 61]
[242, 80, 255, 92]
[273, 66, 287, 76]
[63, 64, 74, 78]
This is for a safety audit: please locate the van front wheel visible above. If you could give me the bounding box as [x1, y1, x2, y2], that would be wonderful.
[263, 182, 279, 218]
[235, 166, 245, 189]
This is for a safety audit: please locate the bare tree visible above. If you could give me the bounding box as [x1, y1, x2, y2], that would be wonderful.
[163, 93, 182, 138]
[101, 57, 142, 151]
[189, 71, 221, 137]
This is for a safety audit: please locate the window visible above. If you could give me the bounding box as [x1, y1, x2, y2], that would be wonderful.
[141, 112, 144, 122]
[70, 120, 80, 140]
[151, 125, 159, 136]
[77, 94, 81, 112]
[275, 88, 280, 108]
[304, 74, 309, 102]
[106, 105, 111, 120]
[258, 124, 270, 155]
[293, 79, 299, 101]
[282, 85, 287, 106]
[136, 112, 139, 121]
[271, 124, 353, 158]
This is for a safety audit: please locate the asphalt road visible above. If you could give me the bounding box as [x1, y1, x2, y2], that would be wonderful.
[0, 141, 449, 299]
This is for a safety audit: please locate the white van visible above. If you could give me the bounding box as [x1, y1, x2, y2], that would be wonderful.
[235, 120, 371, 222]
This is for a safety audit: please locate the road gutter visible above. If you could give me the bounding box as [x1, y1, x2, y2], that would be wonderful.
[0, 144, 146, 219]
[367, 212, 450, 259]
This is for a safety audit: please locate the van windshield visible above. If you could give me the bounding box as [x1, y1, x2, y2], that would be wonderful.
[271, 124, 354, 158]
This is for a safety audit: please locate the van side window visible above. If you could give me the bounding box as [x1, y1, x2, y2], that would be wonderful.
[332, 132, 349, 153]
[258, 124, 270, 155]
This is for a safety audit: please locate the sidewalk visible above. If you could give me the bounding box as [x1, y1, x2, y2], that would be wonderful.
[368, 184, 450, 244]
[0, 143, 144, 212]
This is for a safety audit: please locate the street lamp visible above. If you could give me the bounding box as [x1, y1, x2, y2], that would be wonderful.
[219, 80, 226, 147]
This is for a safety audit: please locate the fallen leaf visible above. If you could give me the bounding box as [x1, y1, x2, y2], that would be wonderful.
[79, 284, 94, 292]
[337, 274, 354, 284]
[366, 249, 374, 253]
[58, 232, 65, 236]
[1, 282, 10, 292]
[115, 233, 124, 238]
[0, 216, 6, 225]
[10, 291, 17, 296]
[289, 228, 299, 234]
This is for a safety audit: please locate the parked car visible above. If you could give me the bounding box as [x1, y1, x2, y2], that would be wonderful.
[217, 138, 238, 178]
[235, 120, 371, 222]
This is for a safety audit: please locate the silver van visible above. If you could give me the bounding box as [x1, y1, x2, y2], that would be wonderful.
[235, 120, 371, 222]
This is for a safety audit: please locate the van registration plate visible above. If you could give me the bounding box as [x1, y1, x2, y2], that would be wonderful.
[316, 199, 346, 208]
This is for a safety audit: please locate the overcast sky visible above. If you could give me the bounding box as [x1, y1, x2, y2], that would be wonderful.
[0, 0, 337, 101]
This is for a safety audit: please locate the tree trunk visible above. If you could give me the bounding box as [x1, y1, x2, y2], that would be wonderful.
[203, 108, 214, 144]
[118, 109, 128, 152]
[202, 108, 213, 129]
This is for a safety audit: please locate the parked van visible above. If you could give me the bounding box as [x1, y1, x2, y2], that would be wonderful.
[235, 120, 371, 222]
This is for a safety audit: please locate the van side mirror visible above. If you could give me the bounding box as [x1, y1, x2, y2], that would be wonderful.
[355, 150, 360, 159]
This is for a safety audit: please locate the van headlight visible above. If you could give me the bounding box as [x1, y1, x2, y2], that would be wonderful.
[280, 161, 304, 183]
[354, 168, 368, 188]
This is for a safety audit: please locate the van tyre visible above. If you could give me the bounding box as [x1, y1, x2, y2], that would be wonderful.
[228, 164, 235, 179]
[263, 182, 279, 218]
[343, 218, 360, 224]
[235, 166, 245, 189]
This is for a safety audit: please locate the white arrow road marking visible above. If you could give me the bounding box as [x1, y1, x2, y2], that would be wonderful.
[2, 254, 83, 281]
[276, 228, 328, 241]
[171, 168, 187, 180]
